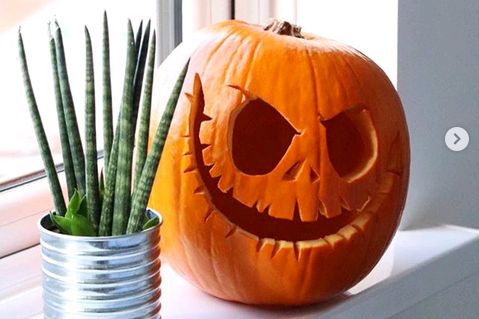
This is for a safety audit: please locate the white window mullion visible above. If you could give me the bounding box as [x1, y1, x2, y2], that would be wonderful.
[270, 0, 297, 24]
[235, 0, 297, 25]
[182, 0, 232, 40]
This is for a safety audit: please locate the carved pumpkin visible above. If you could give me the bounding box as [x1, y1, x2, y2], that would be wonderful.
[150, 20, 409, 305]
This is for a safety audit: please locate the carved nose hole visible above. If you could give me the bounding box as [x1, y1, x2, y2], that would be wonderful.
[282, 161, 303, 181]
[309, 167, 320, 183]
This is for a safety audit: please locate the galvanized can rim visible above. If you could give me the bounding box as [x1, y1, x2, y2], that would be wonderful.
[38, 208, 163, 241]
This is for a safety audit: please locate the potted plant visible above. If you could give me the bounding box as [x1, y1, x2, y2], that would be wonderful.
[18, 12, 188, 318]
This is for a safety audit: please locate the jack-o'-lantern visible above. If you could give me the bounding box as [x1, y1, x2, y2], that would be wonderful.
[150, 20, 409, 305]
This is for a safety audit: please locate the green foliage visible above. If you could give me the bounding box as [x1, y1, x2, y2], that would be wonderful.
[18, 28, 66, 215]
[19, 13, 187, 237]
[50, 191, 96, 236]
[142, 216, 160, 231]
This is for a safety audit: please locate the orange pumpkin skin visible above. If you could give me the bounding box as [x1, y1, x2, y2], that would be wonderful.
[149, 20, 410, 305]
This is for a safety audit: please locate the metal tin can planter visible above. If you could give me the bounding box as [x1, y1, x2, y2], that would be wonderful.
[38, 210, 162, 319]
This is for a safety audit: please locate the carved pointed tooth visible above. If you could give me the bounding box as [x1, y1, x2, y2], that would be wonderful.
[256, 238, 268, 252]
[292, 203, 301, 221]
[337, 233, 347, 241]
[351, 211, 374, 235]
[338, 225, 358, 241]
[200, 144, 211, 152]
[377, 172, 399, 194]
[323, 237, 334, 249]
[351, 224, 365, 237]
[218, 178, 233, 194]
[182, 143, 193, 156]
[203, 209, 214, 223]
[271, 240, 281, 258]
[225, 225, 237, 238]
[358, 195, 372, 212]
[185, 92, 194, 102]
[319, 195, 343, 218]
[317, 201, 326, 218]
[208, 163, 222, 178]
[264, 205, 272, 217]
[183, 163, 197, 173]
[293, 242, 301, 261]
[200, 112, 212, 122]
[323, 234, 347, 248]
[193, 185, 206, 195]
[339, 195, 352, 211]
[255, 200, 270, 213]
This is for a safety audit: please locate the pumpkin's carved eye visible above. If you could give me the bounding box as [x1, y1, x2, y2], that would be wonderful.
[323, 107, 377, 179]
[231, 97, 297, 175]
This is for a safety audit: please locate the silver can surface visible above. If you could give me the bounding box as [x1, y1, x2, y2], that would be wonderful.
[38, 210, 162, 319]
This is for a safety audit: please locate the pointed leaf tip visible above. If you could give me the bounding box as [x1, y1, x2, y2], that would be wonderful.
[84, 26, 91, 39]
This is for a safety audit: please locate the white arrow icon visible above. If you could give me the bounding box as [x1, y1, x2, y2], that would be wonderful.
[445, 127, 469, 152]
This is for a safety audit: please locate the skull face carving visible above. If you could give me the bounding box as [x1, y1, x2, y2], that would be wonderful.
[150, 20, 409, 305]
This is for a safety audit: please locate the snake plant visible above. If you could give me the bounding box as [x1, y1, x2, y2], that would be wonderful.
[18, 13, 189, 236]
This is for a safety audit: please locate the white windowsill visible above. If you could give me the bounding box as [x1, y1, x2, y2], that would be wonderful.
[1, 224, 478, 318]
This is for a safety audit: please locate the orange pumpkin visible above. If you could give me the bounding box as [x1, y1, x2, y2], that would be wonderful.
[150, 20, 409, 305]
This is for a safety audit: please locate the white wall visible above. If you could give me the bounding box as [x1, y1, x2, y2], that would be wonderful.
[235, 0, 398, 86]
[296, 1, 398, 87]
[180, 1, 398, 86]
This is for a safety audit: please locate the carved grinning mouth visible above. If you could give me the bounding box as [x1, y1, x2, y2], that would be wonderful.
[183, 76, 397, 242]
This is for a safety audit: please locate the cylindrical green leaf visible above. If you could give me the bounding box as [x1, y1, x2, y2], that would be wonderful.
[102, 11, 113, 174]
[133, 31, 156, 190]
[84, 27, 101, 234]
[54, 21, 86, 196]
[134, 20, 143, 59]
[48, 24, 76, 199]
[18, 29, 66, 215]
[112, 21, 137, 235]
[132, 20, 151, 130]
[99, 130, 119, 236]
[127, 60, 189, 234]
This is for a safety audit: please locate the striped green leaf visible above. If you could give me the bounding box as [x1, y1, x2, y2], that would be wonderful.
[133, 30, 156, 190]
[142, 216, 159, 230]
[134, 20, 143, 59]
[102, 11, 113, 174]
[98, 131, 119, 236]
[131, 20, 151, 132]
[48, 24, 76, 199]
[54, 21, 86, 196]
[126, 60, 189, 234]
[84, 27, 101, 234]
[112, 21, 137, 235]
[18, 29, 66, 215]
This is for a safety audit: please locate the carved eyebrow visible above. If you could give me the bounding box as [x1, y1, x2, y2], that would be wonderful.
[227, 84, 257, 100]
[319, 104, 367, 122]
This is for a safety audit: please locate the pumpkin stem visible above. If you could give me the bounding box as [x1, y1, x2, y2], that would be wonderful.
[264, 19, 303, 38]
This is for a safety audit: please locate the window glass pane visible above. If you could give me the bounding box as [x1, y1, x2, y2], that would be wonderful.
[0, 0, 155, 186]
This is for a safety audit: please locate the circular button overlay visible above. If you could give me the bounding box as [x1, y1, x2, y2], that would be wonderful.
[445, 127, 469, 152]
